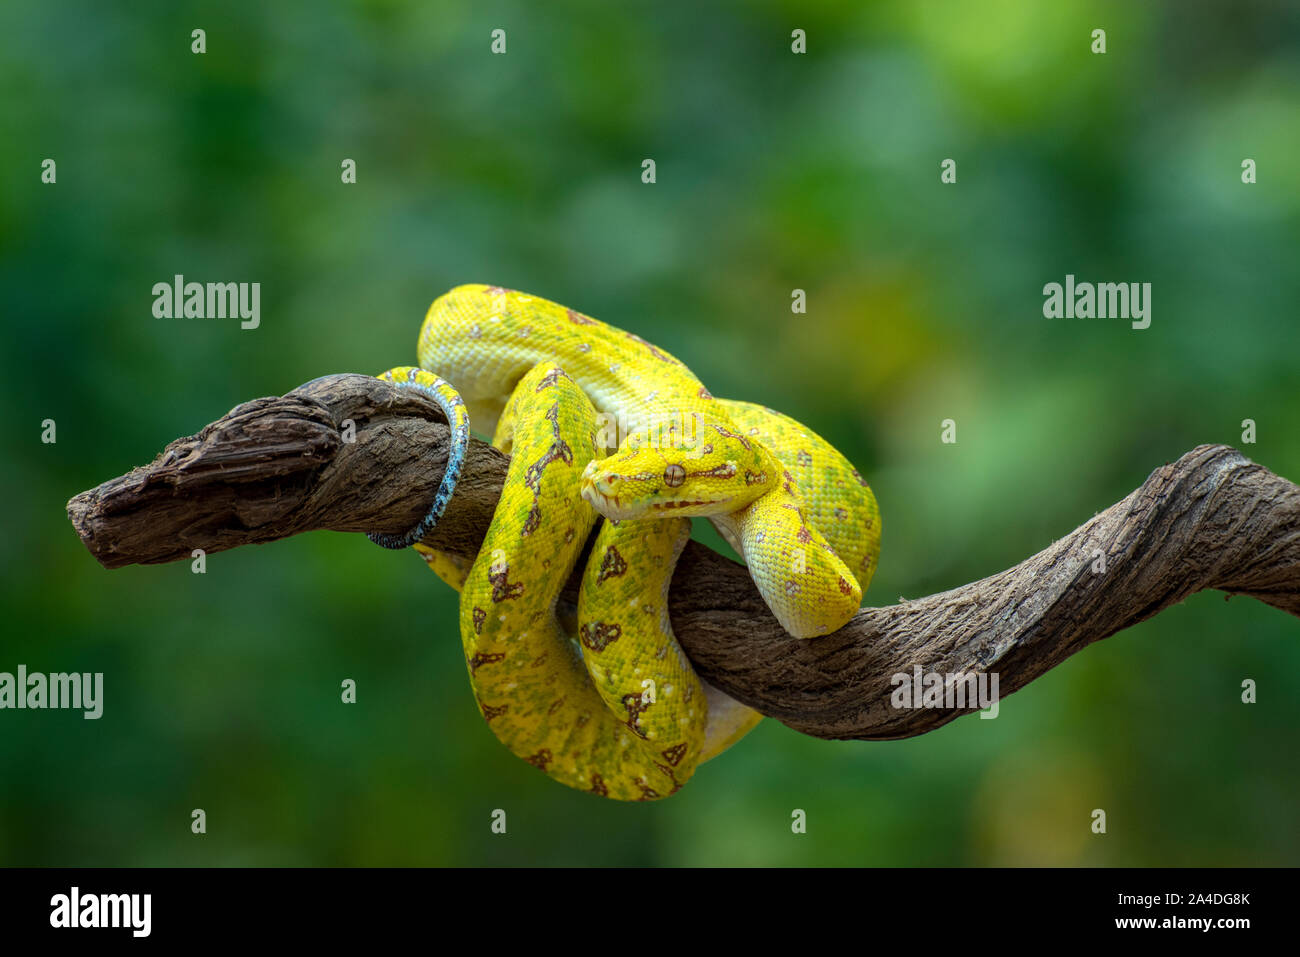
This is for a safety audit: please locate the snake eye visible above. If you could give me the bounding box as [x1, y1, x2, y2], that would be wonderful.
[663, 464, 686, 488]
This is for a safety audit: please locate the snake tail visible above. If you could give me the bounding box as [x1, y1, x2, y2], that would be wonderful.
[367, 367, 471, 551]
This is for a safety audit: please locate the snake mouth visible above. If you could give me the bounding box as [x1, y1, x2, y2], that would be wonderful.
[581, 482, 639, 521]
[650, 498, 731, 512]
[582, 483, 733, 520]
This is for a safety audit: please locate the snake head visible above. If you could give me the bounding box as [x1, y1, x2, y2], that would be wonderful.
[580, 413, 776, 521]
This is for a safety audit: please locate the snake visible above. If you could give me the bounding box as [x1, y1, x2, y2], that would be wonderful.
[373, 284, 881, 800]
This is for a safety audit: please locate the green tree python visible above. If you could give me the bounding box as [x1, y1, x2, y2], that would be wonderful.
[371, 284, 881, 800]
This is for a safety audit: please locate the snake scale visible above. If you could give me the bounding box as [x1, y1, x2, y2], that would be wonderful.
[373, 284, 881, 800]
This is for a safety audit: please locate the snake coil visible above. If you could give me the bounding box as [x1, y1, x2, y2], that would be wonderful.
[372, 285, 881, 800]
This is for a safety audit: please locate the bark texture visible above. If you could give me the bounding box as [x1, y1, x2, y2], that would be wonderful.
[67, 374, 1300, 740]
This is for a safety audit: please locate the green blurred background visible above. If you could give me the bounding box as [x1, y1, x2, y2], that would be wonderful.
[2, 0, 1298, 866]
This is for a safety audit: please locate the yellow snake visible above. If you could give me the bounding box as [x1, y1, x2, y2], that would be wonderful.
[373, 284, 880, 800]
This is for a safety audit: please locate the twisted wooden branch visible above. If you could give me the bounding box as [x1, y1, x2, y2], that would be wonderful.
[66, 374, 1300, 740]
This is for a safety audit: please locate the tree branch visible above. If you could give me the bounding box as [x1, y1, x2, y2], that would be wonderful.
[67, 374, 1300, 740]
